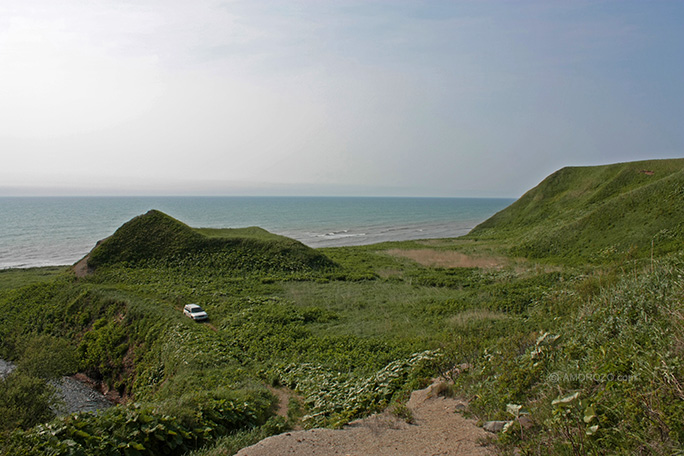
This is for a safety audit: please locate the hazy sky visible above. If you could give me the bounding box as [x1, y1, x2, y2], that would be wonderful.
[1, 1, 682, 197]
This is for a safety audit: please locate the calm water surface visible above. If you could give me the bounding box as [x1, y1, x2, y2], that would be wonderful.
[0, 197, 513, 269]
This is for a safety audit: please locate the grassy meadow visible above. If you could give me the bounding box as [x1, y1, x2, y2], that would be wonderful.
[1, 159, 683, 455]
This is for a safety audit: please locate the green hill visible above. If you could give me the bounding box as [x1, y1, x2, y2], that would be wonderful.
[86, 210, 335, 272]
[468, 158, 684, 262]
[2, 165, 683, 455]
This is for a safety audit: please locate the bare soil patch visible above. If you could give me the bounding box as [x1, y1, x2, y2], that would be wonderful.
[386, 249, 506, 269]
[236, 381, 494, 456]
[73, 256, 90, 278]
[267, 385, 301, 422]
[203, 322, 218, 332]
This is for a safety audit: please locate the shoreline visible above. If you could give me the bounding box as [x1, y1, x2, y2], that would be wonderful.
[0, 196, 512, 269]
[1, 221, 480, 270]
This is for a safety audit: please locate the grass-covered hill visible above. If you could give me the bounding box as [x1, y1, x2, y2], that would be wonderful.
[1, 160, 682, 455]
[468, 158, 684, 262]
[86, 209, 336, 273]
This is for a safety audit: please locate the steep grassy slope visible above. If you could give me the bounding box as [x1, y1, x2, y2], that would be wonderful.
[468, 158, 684, 262]
[87, 210, 203, 267]
[86, 210, 335, 272]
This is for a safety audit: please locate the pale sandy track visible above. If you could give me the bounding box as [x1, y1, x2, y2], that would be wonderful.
[236, 382, 494, 456]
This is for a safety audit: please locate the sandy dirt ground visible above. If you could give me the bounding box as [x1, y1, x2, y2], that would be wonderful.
[384, 249, 506, 269]
[73, 256, 90, 278]
[236, 382, 494, 456]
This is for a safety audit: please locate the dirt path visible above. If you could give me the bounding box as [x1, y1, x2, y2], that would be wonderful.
[385, 249, 506, 269]
[236, 382, 494, 456]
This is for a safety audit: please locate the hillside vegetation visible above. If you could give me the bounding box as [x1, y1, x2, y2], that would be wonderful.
[1, 159, 683, 456]
[86, 209, 336, 272]
[469, 158, 684, 263]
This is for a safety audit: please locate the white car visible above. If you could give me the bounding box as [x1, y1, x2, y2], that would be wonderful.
[183, 304, 208, 321]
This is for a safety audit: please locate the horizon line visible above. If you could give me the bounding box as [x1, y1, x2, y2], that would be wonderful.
[0, 193, 517, 200]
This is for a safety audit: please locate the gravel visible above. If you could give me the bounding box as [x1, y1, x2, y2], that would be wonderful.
[51, 376, 114, 416]
[1, 358, 113, 416]
[0, 358, 16, 379]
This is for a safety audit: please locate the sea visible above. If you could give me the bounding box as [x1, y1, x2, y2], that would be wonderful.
[0, 197, 513, 269]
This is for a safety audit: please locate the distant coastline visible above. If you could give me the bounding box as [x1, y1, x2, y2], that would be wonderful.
[0, 196, 513, 269]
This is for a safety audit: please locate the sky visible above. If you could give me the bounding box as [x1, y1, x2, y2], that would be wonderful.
[1, 0, 682, 198]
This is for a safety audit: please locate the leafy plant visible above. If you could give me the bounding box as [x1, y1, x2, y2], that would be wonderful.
[0, 371, 55, 432]
[2, 166, 684, 456]
[277, 350, 441, 427]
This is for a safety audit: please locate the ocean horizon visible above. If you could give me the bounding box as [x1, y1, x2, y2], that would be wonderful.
[0, 196, 513, 269]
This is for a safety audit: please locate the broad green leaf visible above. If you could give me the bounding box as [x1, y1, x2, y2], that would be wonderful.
[583, 406, 596, 423]
[552, 392, 580, 405]
[506, 403, 522, 416]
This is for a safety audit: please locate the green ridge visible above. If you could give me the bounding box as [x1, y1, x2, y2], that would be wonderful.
[86, 210, 335, 272]
[468, 158, 684, 262]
